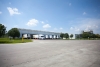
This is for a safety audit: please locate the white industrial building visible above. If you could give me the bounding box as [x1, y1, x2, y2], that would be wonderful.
[18, 28, 61, 39]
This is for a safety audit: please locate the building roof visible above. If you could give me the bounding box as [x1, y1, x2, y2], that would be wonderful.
[18, 28, 61, 34]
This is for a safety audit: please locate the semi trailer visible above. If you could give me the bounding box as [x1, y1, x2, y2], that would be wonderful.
[23, 34, 30, 39]
[33, 35, 39, 39]
[45, 35, 49, 39]
[53, 35, 56, 39]
[23, 34, 27, 38]
[49, 35, 52, 39]
[22, 34, 59, 39]
[39, 34, 45, 39]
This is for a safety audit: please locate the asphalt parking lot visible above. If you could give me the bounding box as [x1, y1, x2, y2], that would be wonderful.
[0, 40, 100, 67]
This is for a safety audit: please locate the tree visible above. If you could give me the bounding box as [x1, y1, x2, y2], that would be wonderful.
[8, 28, 20, 39]
[82, 33, 89, 38]
[64, 33, 69, 39]
[70, 34, 73, 39]
[81, 30, 93, 38]
[0, 24, 6, 37]
[60, 33, 64, 39]
[95, 34, 100, 38]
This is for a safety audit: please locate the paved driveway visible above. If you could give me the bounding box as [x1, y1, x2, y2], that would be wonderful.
[0, 40, 100, 67]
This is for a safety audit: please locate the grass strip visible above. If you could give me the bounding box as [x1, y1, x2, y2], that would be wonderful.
[0, 38, 32, 44]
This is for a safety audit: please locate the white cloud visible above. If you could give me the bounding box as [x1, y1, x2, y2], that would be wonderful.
[43, 24, 51, 29]
[0, 11, 2, 14]
[83, 12, 86, 15]
[70, 27, 73, 30]
[83, 24, 98, 32]
[70, 27, 80, 31]
[60, 27, 63, 30]
[7, 7, 21, 15]
[69, 3, 71, 6]
[26, 19, 39, 26]
[41, 21, 44, 24]
[69, 18, 100, 34]
[81, 19, 99, 32]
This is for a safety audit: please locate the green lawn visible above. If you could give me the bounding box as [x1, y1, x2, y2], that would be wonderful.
[0, 38, 33, 44]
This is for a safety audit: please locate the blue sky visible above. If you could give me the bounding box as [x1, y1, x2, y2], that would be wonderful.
[0, 0, 100, 34]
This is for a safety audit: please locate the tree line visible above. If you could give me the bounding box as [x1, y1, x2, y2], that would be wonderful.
[60, 33, 73, 39]
[1, 23, 100, 39]
[0, 24, 20, 39]
[76, 30, 100, 39]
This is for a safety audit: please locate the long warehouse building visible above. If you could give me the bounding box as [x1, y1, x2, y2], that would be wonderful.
[18, 28, 61, 39]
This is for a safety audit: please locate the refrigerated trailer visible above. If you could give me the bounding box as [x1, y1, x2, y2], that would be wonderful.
[49, 35, 52, 39]
[33, 35, 39, 39]
[23, 34, 30, 39]
[23, 34, 27, 38]
[33, 34, 45, 39]
[39, 34, 45, 39]
[22, 34, 59, 39]
[45, 35, 49, 39]
[53, 35, 56, 39]
[57, 35, 59, 39]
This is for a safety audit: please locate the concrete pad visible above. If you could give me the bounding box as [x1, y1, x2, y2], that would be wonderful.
[0, 40, 100, 67]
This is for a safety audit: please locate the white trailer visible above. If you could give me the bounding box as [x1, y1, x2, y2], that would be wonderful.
[53, 35, 56, 39]
[45, 35, 49, 39]
[23, 34, 27, 38]
[57, 35, 59, 39]
[49, 35, 52, 39]
[33, 35, 39, 39]
[39, 34, 45, 39]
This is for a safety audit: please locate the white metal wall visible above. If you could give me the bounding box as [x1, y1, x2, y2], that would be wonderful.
[18, 28, 60, 38]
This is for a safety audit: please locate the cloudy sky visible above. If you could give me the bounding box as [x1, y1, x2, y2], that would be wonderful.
[0, 0, 100, 34]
